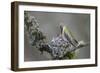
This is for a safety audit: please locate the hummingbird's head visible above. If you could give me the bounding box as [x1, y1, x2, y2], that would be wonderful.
[77, 41, 86, 47]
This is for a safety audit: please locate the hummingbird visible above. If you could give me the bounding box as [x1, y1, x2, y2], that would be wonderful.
[59, 23, 89, 52]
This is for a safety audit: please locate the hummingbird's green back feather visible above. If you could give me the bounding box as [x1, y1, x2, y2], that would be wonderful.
[61, 25, 78, 47]
[62, 26, 75, 40]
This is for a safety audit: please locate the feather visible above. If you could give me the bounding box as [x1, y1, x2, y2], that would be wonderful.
[61, 25, 78, 47]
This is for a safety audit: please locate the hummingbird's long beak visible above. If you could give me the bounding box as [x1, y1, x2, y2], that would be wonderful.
[77, 41, 89, 48]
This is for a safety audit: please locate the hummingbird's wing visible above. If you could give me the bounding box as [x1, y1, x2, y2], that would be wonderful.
[61, 25, 78, 47]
